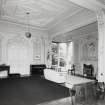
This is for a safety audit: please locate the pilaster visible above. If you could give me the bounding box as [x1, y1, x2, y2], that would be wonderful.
[97, 10, 105, 82]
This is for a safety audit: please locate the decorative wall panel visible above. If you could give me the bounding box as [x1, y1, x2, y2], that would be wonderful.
[33, 38, 42, 64]
[7, 35, 30, 75]
[82, 35, 98, 61]
[73, 34, 98, 77]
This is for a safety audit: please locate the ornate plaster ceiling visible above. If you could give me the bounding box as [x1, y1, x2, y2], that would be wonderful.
[0, 0, 104, 38]
[0, 0, 85, 29]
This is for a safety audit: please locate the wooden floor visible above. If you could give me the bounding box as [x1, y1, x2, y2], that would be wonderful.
[38, 97, 105, 105]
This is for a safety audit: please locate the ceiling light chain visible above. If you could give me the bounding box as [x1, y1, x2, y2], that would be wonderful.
[25, 12, 31, 38]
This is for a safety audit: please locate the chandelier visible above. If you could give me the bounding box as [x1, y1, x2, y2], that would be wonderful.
[25, 12, 31, 38]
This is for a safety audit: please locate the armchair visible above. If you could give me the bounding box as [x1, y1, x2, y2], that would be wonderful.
[68, 64, 75, 75]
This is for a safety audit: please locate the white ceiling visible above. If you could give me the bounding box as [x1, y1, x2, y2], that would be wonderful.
[0, 0, 105, 38]
[53, 22, 98, 42]
[0, 0, 83, 29]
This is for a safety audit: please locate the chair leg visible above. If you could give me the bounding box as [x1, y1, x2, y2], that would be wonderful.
[96, 82, 105, 100]
[69, 89, 76, 105]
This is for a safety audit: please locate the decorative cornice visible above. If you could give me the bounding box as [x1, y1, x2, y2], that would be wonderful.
[0, 19, 48, 31]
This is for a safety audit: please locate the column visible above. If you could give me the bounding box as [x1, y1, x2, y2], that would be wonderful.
[47, 39, 52, 68]
[66, 42, 70, 70]
[57, 43, 60, 68]
[97, 10, 105, 82]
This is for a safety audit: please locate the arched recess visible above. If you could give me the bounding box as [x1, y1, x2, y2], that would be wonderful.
[7, 35, 31, 75]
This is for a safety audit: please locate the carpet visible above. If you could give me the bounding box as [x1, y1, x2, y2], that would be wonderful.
[0, 76, 69, 105]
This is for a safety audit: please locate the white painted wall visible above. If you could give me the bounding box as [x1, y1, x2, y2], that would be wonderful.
[0, 21, 49, 76]
[72, 32, 98, 77]
[53, 29, 98, 78]
[74, 35, 98, 78]
[52, 21, 98, 78]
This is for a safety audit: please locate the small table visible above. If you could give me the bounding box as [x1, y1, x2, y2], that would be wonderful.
[65, 75, 96, 105]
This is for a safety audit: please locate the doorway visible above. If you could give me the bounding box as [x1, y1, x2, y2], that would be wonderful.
[7, 37, 30, 75]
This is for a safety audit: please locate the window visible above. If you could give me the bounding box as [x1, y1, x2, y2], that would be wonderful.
[59, 43, 67, 67]
[51, 42, 73, 70]
[51, 43, 58, 66]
